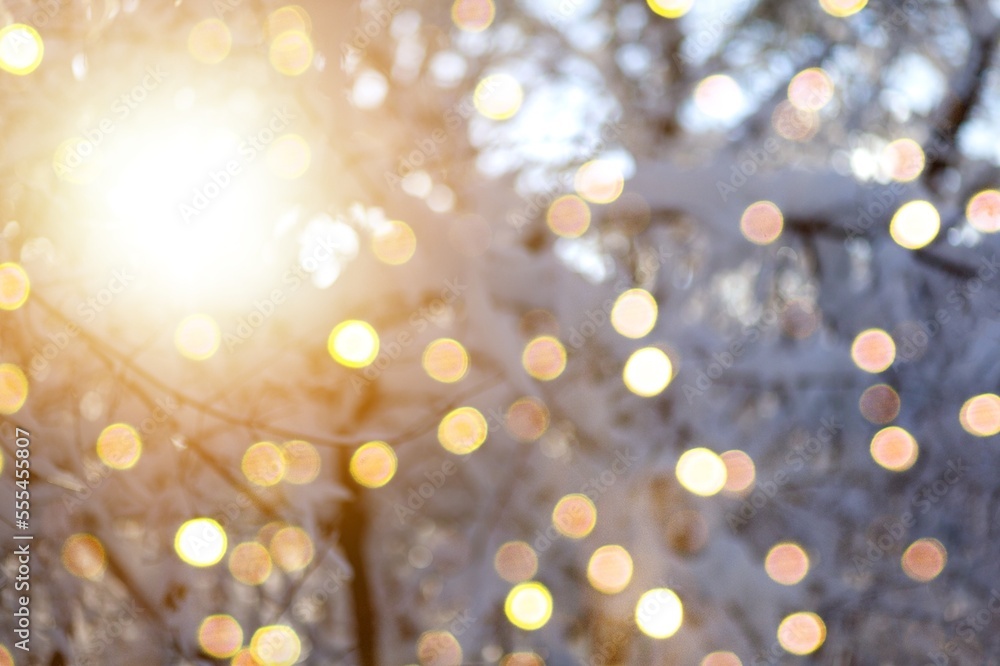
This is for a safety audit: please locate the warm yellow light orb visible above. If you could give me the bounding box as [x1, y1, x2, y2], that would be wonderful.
[250, 625, 301, 666]
[587, 545, 634, 594]
[777, 612, 826, 655]
[96, 423, 142, 470]
[647, 0, 693, 19]
[635, 588, 684, 638]
[611, 289, 657, 339]
[423, 338, 469, 383]
[505, 582, 553, 631]
[0, 263, 29, 310]
[198, 615, 243, 659]
[175, 314, 221, 361]
[349, 441, 397, 488]
[960, 393, 1000, 437]
[0, 24, 43, 75]
[0, 364, 28, 415]
[623, 347, 673, 397]
[175, 518, 227, 567]
[676, 448, 727, 497]
[438, 406, 488, 454]
[890, 200, 940, 250]
[328, 320, 379, 368]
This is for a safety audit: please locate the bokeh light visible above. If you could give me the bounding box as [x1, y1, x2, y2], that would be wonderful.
[96, 423, 142, 470]
[495, 541, 539, 584]
[720, 450, 756, 494]
[175, 314, 221, 361]
[505, 396, 550, 442]
[266, 5, 311, 39]
[328, 320, 380, 368]
[250, 625, 301, 666]
[270, 526, 314, 572]
[61, 533, 107, 580]
[452, 0, 496, 31]
[740, 201, 783, 245]
[0, 263, 29, 310]
[765, 542, 810, 585]
[623, 347, 673, 397]
[546, 195, 591, 238]
[371, 220, 417, 265]
[966, 190, 1000, 233]
[859, 384, 901, 425]
[870, 426, 918, 472]
[694, 74, 744, 119]
[0, 364, 28, 415]
[777, 612, 826, 655]
[505, 582, 553, 631]
[474, 73, 523, 120]
[788, 68, 834, 112]
[574, 160, 625, 204]
[772, 100, 819, 141]
[960, 393, 1000, 436]
[890, 200, 940, 250]
[417, 631, 462, 666]
[611, 289, 658, 339]
[198, 615, 243, 659]
[267, 134, 311, 179]
[587, 545, 633, 594]
[635, 588, 684, 638]
[188, 18, 232, 64]
[701, 652, 742, 666]
[902, 538, 947, 582]
[522, 335, 567, 381]
[350, 441, 398, 488]
[647, 0, 693, 18]
[552, 493, 597, 539]
[228, 541, 273, 586]
[269, 29, 313, 76]
[851, 328, 895, 373]
[0, 24, 43, 76]
[423, 338, 470, 383]
[438, 406, 488, 454]
[175, 518, 228, 567]
[676, 448, 727, 497]
[281, 440, 321, 484]
[882, 139, 925, 182]
[242, 441, 287, 487]
[819, 0, 867, 17]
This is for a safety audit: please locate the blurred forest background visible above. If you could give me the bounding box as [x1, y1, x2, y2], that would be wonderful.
[1, 0, 1000, 664]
